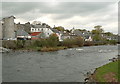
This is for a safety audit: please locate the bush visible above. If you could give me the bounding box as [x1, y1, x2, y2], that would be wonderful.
[14, 40, 26, 48]
[74, 37, 84, 47]
[61, 36, 84, 47]
[2, 40, 17, 49]
[108, 40, 117, 45]
[46, 34, 59, 47]
[33, 40, 42, 47]
[33, 34, 59, 48]
[61, 38, 74, 47]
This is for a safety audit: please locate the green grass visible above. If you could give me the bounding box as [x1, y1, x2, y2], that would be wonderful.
[94, 60, 120, 82]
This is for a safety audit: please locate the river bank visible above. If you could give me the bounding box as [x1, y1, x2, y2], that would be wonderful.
[4, 44, 117, 52]
[13, 46, 68, 52]
[2, 40, 117, 52]
[88, 59, 119, 82]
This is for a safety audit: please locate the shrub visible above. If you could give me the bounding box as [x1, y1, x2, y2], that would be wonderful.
[14, 40, 26, 48]
[2, 40, 17, 49]
[74, 36, 84, 47]
[109, 40, 117, 45]
[33, 40, 42, 47]
[32, 34, 59, 48]
[46, 34, 59, 47]
[61, 36, 84, 47]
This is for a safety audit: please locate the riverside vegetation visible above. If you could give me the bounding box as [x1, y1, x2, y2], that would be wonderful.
[2, 34, 84, 52]
[2, 33, 117, 52]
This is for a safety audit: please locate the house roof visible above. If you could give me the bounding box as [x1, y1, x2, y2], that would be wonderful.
[73, 30, 83, 36]
[73, 30, 91, 37]
[50, 28, 59, 33]
[62, 32, 70, 36]
[17, 29, 30, 36]
[31, 25, 43, 28]
[30, 32, 41, 36]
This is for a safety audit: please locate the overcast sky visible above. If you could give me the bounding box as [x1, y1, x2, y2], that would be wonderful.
[1, 0, 119, 34]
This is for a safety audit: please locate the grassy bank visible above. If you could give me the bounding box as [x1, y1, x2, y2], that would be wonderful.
[2, 34, 117, 52]
[91, 60, 120, 82]
[2, 35, 84, 52]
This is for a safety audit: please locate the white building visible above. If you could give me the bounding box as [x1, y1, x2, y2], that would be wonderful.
[31, 24, 62, 41]
[31, 25, 54, 37]
[84, 36, 93, 41]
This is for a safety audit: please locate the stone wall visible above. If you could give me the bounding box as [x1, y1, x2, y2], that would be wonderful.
[3, 16, 15, 39]
[0, 21, 2, 40]
[15, 22, 31, 33]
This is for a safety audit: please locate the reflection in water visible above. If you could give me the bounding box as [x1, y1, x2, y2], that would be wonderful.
[2, 45, 118, 82]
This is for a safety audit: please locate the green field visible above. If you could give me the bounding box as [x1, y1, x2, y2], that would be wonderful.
[93, 60, 120, 82]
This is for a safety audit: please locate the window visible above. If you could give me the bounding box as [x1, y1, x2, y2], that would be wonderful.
[32, 29, 34, 31]
[38, 28, 40, 31]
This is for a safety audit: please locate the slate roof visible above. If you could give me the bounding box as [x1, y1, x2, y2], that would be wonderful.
[73, 30, 83, 36]
[31, 25, 43, 28]
[17, 29, 30, 36]
[50, 28, 59, 33]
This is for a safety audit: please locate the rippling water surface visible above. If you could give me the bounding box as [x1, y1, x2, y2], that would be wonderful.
[2, 45, 118, 82]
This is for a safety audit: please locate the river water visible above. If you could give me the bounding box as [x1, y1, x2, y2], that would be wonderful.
[2, 45, 118, 82]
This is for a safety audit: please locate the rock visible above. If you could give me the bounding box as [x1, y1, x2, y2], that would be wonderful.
[0, 47, 10, 53]
[84, 77, 89, 82]
[109, 57, 118, 62]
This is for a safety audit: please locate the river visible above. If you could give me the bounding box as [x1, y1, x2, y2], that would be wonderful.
[2, 45, 118, 82]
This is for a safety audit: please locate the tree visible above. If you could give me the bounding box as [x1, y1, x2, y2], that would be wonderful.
[79, 29, 87, 32]
[32, 21, 41, 25]
[47, 33, 59, 47]
[92, 25, 104, 41]
[53, 26, 65, 31]
[65, 29, 70, 33]
[94, 25, 104, 34]
[104, 32, 113, 36]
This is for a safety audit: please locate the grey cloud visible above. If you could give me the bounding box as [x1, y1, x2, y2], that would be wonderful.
[2, 2, 40, 15]
[2, 0, 119, 2]
[39, 2, 113, 19]
[2, 2, 113, 19]
[1, 2, 118, 33]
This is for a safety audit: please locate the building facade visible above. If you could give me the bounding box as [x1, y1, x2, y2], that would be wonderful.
[31, 24, 53, 38]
